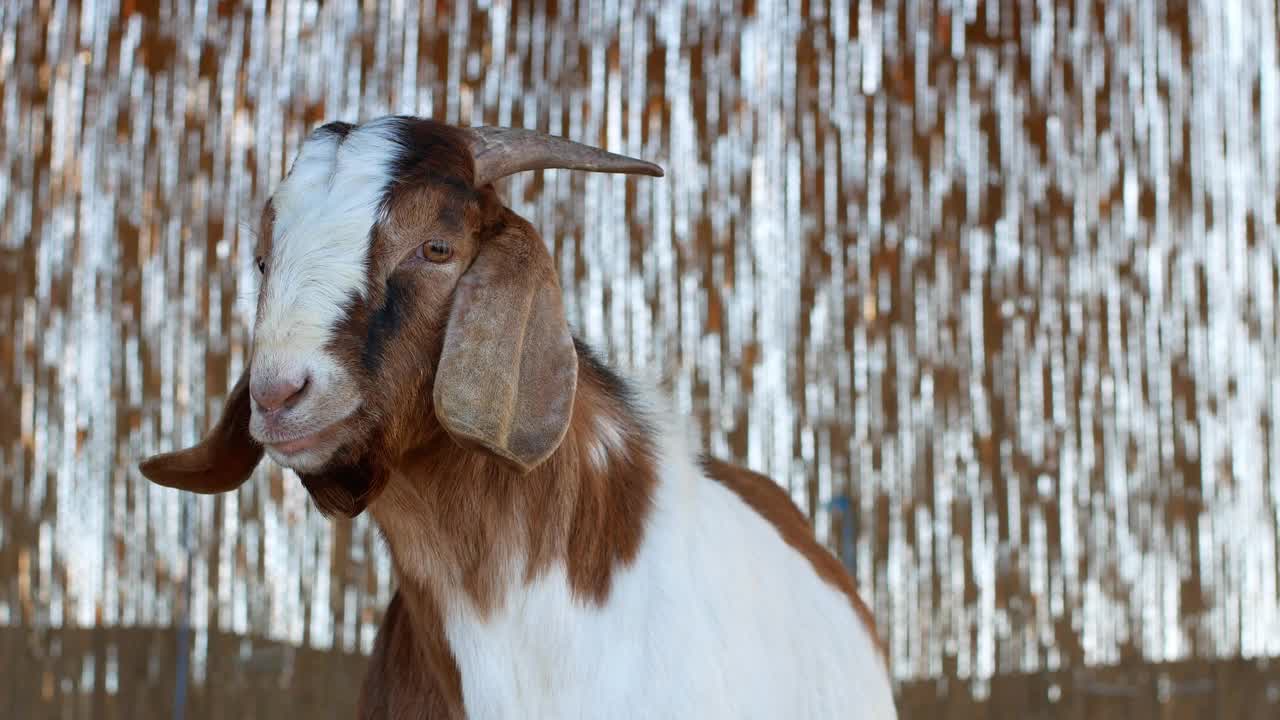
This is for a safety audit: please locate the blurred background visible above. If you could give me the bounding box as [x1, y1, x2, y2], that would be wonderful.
[2, 0, 1279, 717]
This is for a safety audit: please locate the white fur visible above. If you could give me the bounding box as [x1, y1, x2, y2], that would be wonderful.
[258, 123, 397, 354]
[587, 414, 627, 472]
[251, 119, 406, 468]
[378, 409, 898, 719]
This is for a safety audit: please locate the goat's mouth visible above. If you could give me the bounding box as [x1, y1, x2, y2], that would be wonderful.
[258, 413, 357, 472]
[268, 421, 345, 455]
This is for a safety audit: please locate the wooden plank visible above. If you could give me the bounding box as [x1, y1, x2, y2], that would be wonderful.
[3, 627, 1279, 719]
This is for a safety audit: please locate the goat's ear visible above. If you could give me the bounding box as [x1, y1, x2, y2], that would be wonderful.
[434, 212, 577, 474]
[139, 368, 264, 492]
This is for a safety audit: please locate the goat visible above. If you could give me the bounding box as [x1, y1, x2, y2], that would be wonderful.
[140, 116, 898, 719]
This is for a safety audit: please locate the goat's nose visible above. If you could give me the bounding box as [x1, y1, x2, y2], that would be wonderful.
[251, 373, 310, 413]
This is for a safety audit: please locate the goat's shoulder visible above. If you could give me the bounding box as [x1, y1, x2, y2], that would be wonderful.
[696, 453, 884, 662]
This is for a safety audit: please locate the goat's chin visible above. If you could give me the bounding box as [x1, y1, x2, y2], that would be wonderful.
[265, 444, 338, 474]
[296, 454, 388, 519]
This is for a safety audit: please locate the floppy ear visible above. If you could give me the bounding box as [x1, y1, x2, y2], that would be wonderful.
[139, 368, 264, 492]
[433, 212, 577, 474]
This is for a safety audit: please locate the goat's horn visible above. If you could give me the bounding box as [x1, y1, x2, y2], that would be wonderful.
[467, 127, 664, 186]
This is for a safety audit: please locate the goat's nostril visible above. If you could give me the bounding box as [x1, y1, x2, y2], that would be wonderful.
[252, 375, 310, 413]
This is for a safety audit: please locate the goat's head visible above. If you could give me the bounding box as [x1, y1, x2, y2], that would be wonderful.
[139, 117, 662, 516]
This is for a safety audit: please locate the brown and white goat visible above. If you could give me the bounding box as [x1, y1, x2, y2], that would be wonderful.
[140, 117, 897, 719]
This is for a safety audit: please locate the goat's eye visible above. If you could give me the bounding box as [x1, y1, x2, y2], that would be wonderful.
[255, 255, 266, 274]
[420, 241, 453, 263]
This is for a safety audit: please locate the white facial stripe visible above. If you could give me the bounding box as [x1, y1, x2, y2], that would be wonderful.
[257, 119, 405, 355]
[248, 120, 408, 470]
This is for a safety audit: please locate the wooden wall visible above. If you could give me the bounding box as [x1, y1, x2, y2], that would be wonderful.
[5, 628, 1277, 719]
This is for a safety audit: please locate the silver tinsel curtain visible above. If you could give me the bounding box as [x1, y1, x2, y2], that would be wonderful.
[1, 0, 1278, 704]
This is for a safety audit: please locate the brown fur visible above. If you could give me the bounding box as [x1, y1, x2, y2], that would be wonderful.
[356, 349, 656, 718]
[699, 456, 887, 665]
[357, 591, 463, 720]
[369, 346, 657, 615]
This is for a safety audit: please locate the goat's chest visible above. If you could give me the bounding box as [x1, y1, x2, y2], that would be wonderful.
[438, 478, 893, 719]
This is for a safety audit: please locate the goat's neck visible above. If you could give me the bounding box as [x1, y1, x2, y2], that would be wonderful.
[369, 355, 658, 617]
